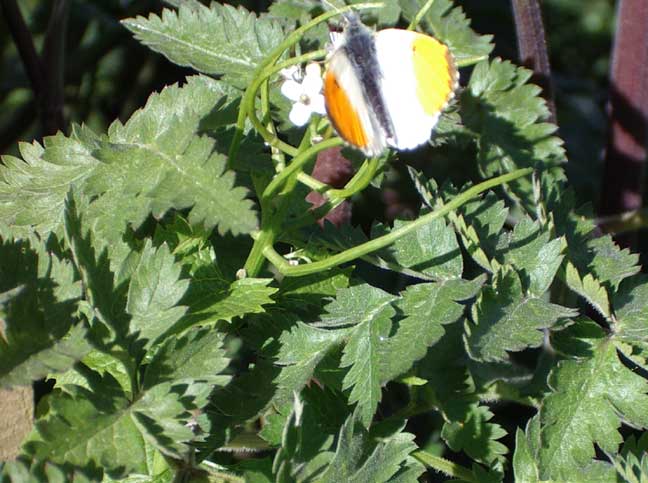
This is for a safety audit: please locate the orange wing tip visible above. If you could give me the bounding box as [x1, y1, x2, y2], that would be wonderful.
[323, 70, 371, 152]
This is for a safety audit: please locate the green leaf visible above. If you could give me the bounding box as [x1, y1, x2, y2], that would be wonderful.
[467, 269, 577, 361]
[441, 404, 507, 465]
[122, 4, 284, 88]
[587, 235, 640, 290]
[318, 415, 416, 483]
[0, 77, 256, 244]
[498, 216, 563, 296]
[515, 424, 618, 483]
[272, 387, 351, 482]
[536, 323, 648, 480]
[462, 58, 565, 203]
[320, 284, 398, 426]
[340, 305, 393, 427]
[320, 284, 397, 328]
[318, 415, 419, 483]
[513, 428, 539, 483]
[101, 439, 174, 483]
[126, 241, 188, 348]
[275, 268, 351, 317]
[612, 275, 648, 345]
[155, 223, 276, 329]
[553, 194, 639, 295]
[373, 216, 463, 281]
[27, 373, 195, 478]
[183, 277, 277, 327]
[563, 261, 611, 320]
[0, 460, 95, 483]
[55, 349, 132, 396]
[0, 237, 87, 388]
[380, 277, 483, 382]
[143, 327, 230, 389]
[414, 319, 511, 466]
[1, 324, 90, 389]
[613, 434, 648, 483]
[400, 0, 494, 65]
[274, 322, 345, 406]
[0, 136, 98, 239]
[449, 190, 507, 272]
[100, 90, 257, 234]
[64, 192, 131, 345]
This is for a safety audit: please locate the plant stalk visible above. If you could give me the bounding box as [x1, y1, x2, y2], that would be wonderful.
[264, 167, 534, 276]
[412, 450, 478, 482]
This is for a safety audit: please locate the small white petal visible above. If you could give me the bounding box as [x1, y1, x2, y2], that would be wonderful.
[281, 79, 304, 102]
[302, 64, 323, 96]
[289, 102, 312, 126]
[280, 65, 301, 80]
[302, 75, 323, 97]
[305, 63, 321, 77]
[310, 94, 326, 115]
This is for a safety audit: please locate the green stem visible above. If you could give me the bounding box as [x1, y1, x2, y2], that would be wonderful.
[262, 137, 344, 202]
[412, 450, 478, 482]
[243, 224, 277, 277]
[264, 168, 534, 276]
[295, 154, 378, 198]
[288, 156, 381, 229]
[228, 3, 383, 164]
[328, 156, 380, 199]
[245, 49, 328, 158]
[297, 172, 328, 191]
[408, 0, 436, 30]
[245, 167, 304, 277]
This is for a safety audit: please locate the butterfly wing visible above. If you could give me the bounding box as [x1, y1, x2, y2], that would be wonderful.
[374, 29, 458, 150]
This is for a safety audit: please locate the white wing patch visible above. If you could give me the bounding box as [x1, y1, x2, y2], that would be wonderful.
[375, 29, 442, 151]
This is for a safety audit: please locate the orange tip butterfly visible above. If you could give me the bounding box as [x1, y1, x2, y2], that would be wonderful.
[323, 13, 459, 156]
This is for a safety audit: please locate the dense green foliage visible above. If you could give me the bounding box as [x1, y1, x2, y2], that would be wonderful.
[1, 1, 646, 482]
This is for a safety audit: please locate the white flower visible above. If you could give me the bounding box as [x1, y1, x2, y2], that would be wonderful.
[280, 63, 326, 127]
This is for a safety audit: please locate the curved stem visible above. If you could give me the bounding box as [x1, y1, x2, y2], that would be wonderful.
[262, 138, 344, 202]
[264, 168, 534, 277]
[286, 156, 381, 231]
[228, 3, 382, 164]
[407, 0, 436, 31]
[297, 172, 328, 191]
[244, 140, 344, 275]
[328, 156, 380, 199]
[412, 450, 478, 482]
[245, 49, 329, 158]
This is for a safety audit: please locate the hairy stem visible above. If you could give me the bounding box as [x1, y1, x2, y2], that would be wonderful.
[264, 168, 534, 277]
[412, 450, 478, 482]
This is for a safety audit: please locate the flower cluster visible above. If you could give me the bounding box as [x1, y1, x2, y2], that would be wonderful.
[280, 63, 326, 126]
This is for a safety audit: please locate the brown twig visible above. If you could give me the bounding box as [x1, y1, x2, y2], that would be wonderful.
[599, 0, 648, 240]
[0, 0, 44, 96]
[510, 0, 557, 123]
[41, 0, 69, 135]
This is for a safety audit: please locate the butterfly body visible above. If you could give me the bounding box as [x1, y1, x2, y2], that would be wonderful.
[323, 15, 458, 156]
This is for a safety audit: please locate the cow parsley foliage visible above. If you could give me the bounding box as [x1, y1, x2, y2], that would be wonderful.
[1, 1, 647, 482]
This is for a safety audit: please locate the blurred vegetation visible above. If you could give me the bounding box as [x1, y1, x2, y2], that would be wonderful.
[0, 0, 616, 206]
